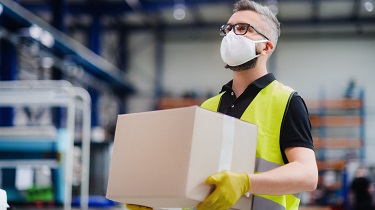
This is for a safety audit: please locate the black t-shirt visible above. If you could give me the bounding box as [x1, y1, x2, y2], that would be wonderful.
[217, 73, 314, 163]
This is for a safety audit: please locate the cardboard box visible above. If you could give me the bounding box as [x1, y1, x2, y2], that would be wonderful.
[106, 106, 257, 209]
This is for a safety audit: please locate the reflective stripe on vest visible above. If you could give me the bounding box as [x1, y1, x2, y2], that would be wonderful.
[200, 80, 300, 210]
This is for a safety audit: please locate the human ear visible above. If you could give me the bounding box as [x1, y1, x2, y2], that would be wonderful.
[261, 41, 274, 55]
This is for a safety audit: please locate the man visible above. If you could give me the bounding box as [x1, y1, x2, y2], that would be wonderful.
[350, 167, 375, 210]
[127, 0, 318, 209]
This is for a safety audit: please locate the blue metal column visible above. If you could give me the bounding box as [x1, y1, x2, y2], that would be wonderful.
[154, 26, 164, 109]
[50, 0, 67, 205]
[88, 9, 101, 127]
[51, 0, 66, 33]
[51, 0, 67, 128]
[85, 10, 101, 207]
[359, 89, 365, 161]
[0, 14, 18, 126]
[0, 9, 19, 199]
[0, 39, 17, 82]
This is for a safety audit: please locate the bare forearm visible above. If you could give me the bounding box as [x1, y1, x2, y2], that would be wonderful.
[248, 161, 317, 195]
[247, 147, 318, 195]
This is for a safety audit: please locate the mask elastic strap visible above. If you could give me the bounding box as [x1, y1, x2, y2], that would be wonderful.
[254, 39, 269, 56]
[252, 39, 269, 44]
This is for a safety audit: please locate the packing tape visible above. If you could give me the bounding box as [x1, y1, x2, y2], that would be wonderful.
[219, 115, 235, 172]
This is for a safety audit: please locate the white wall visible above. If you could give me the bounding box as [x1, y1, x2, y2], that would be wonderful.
[126, 32, 375, 163]
[275, 35, 375, 164]
[127, 32, 158, 112]
[163, 37, 231, 97]
[275, 36, 375, 100]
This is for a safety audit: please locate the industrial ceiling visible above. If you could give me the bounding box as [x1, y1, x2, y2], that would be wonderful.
[1, 0, 374, 94]
[15, 0, 375, 33]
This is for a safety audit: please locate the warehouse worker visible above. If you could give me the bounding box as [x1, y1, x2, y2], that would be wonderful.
[349, 166, 375, 210]
[126, 0, 318, 210]
[197, 0, 318, 209]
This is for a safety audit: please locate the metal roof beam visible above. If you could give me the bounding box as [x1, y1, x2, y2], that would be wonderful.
[67, 17, 375, 32]
[21, 1, 224, 15]
[0, 0, 135, 93]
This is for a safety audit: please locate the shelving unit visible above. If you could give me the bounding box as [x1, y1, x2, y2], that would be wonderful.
[157, 97, 206, 110]
[305, 91, 365, 208]
[0, 80, 91, 210]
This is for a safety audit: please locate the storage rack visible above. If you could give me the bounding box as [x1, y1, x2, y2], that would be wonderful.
[0, 80, 91, 210]
[157, 98, 206, 110]
[305, 90, 365, 208]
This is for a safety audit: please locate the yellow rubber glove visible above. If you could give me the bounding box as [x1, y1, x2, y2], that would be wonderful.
[197, 171, 251, 210]
[126, 204, 153, 210]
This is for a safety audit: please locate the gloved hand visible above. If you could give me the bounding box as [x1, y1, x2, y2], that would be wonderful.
[197, 171, 251, 210]
[126, 204, 153, 210]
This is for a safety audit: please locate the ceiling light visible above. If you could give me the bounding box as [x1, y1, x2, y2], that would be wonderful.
[29, 24, 43, 40]
[0, 4, 3, 16]
[124, 0, 141, 10]
[268, 5, 279, 15]
[364, 1, 374, 12]
[173, 4, 186, 20]
[41, 57, 54, 69]
[266, 0, 279, 15]
[40, 31, 55, 48]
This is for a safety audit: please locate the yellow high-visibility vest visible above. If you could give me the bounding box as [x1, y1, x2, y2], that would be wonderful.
[201, 80, 301, 210]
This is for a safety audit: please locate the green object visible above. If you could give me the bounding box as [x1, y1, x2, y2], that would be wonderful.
[25, 186, 54, 202]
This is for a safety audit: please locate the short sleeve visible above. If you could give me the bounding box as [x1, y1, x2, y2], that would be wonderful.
[280, 92, 314, 163]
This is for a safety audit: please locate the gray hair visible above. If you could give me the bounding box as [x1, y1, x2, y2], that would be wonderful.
[233, 0, 280, 49]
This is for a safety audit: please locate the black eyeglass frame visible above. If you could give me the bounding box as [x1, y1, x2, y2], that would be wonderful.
[219, 23, 270, 40]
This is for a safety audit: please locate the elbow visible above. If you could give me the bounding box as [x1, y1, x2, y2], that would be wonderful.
[306, 178, 318, 191]
[305, 169, 318, 191]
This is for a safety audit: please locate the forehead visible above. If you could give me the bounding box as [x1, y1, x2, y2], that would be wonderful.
[228, 10, 262, 28]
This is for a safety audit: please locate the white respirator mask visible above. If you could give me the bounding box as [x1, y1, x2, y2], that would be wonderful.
[220, 31, 268, 66]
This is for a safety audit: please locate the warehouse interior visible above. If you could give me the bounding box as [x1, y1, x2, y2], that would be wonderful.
[0, 0, 374, 209]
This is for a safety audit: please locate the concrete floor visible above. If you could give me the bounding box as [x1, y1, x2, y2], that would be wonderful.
[7, 203, 125, 210]
[8, 207, 125, 210]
